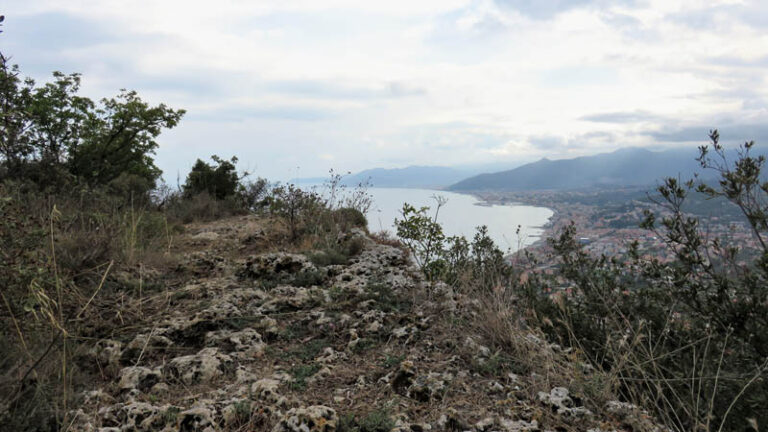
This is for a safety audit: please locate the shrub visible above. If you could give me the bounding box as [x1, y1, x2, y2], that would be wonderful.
[182, 155, 241, 200]
[522, 132, 768, 431]
[394, 198, 447, 282]
[332, 207, 368, 231]
[338, 409, 396, 432]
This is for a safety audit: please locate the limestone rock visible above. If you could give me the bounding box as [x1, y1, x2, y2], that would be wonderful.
[241, 253, 316, 279]
[205, 328, 266, 359]
[272, 405, 338, 432]
[165, 347, 234, 385]
[118, 366, 162, 392]
[538, 387, 592, 417]
[406, 372, 453, 402]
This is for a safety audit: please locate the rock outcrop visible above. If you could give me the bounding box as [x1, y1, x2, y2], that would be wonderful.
[67, 215, 660, 432]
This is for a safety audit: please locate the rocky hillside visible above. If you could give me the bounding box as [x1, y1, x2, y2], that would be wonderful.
[67, 215, 658, 432]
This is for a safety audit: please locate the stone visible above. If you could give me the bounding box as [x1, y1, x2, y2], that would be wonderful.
[191, 231, 220, 241]
[251, 378, 282, 403]
[178, 405, 215, 432]
[205, 328, 266, 358]
[241, 253, 316, 279]
[164, 347, 234, 385]
[497, 418, 540, 432]
[538, 387, 592, 417]
[118, 366, 162, 392]
[87, 339, 122, 371]
[391, 361, 416, 395]
[406, 372, 452, 402]
[272, 405, 338, 432]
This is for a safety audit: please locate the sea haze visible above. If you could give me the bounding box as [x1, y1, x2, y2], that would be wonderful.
[365, 188, 553, 253]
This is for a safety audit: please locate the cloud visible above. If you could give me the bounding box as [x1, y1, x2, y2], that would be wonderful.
[494, 0, 636, 20]
[580, 111, 664, 123]
[649, 124, 768, 144]
[188, 106, 333, 122]
[528, 135, 566, 150]
[262, 80, 426, 100]
[7, 0, 768, 179]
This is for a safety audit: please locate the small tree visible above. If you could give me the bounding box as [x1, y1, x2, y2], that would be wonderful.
[69, 90, 184, 188]
[395, 196, 447, 282]
[183, 155, 242, 200]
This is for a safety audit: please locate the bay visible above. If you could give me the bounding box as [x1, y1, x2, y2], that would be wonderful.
[364, 188, 553, 252]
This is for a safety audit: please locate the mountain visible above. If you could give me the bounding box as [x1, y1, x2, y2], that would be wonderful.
[449, 147, 716, 191]
[294, 165, 511, 189]
[343, 166, 470, 188]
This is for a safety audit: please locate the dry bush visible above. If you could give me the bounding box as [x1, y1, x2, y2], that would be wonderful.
[0, 182, 183, 430]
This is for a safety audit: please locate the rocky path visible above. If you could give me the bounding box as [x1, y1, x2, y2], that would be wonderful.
[68, 216, 656, 432]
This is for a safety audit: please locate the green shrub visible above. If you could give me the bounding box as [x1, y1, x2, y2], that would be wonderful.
[182, 155, 241, 200]
[338, 409, 396, 432]
[288, 363, 322, 390]
[332, 207, 368, 230]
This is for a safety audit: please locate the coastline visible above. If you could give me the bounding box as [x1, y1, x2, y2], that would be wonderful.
[460, 190, 559, 253]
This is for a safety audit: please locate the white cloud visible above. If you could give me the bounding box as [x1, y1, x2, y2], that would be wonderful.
[4, 0, 768, 179]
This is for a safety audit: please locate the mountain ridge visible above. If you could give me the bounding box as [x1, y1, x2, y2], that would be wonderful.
[449, 147, 716, 191]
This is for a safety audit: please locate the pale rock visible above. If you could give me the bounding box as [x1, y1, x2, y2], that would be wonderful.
[252, 378, 282, 403]
[205, 328, 266, 359]
[178, 405, 216, 431]
[498, 418, 539, 432]
[191, 231, 220, 241]
[164, 347, 233, 385]
[406, 372, 453, 402]
[475, 417, 495, 432]
[272, 405, 337, 432]
[118, 366, 162, 392]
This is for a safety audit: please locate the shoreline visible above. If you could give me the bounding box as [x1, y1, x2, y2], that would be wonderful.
[460, 190, 559, 253]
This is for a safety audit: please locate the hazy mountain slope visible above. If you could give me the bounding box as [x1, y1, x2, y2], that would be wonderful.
[344, 165, 469, 188]
[294, 166, 482, 189]
[449, 147, 708, 191]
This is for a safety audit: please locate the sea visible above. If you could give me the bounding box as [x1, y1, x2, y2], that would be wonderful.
[364, 188, 553, 253]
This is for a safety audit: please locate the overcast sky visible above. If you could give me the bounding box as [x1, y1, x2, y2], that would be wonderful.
[4, 0, 768, 180]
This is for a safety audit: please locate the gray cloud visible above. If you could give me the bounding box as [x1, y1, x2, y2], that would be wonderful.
[494, 0, 636, 20]
[528, 135, 566, 150]
[580, 110, 663, 123]
[5, 12, 118, 52]
[649, 124, 768, 144]
[708, 55, 768, 68]
[263, 80, 426, 100]
[667, 3, 768, 30]
[189, 106, 332, 122]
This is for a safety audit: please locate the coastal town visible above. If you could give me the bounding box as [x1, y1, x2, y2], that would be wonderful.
[475, 187, 763, 266]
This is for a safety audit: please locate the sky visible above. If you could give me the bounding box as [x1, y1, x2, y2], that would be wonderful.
[4, 0, 768, 180]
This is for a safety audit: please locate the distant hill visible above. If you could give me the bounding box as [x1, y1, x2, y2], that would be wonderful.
[294, 165, 502, 189]
[449, 147, 720, 191]
[343, 166, 470, 188]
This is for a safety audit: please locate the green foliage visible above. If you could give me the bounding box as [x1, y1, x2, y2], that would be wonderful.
[331, 207, 368, 230]
[380, 354, 406, 369]
[471, 352, 520, 377]
[183, 155, 241, 200]
[0, 54, 184, 192]
[395, 198, 447, 281]
[395, 198, 509, 287]
[288, 363, 322, 390]
[338, 409, 396, 432]
[350, 337, 376, 353]
[362, 280, 409, 313]
[526, 131, 768, 431]
[269, 183, 323, 241]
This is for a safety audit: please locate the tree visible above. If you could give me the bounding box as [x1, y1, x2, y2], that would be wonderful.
[182, 155, 242, 200]
[0, 42, 185, 190]
[395, 196, 447, 282]
[0, 52, 34, 178]
[68, 90, 184, 188]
